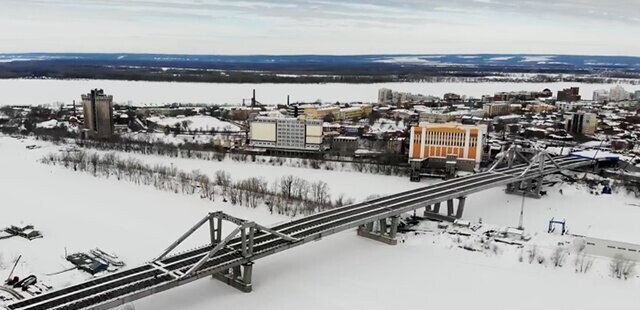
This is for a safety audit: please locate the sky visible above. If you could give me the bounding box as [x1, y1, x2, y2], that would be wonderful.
[1, 0, 639, 56]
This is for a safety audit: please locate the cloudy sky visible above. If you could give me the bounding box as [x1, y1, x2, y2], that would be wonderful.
[1, 0, 639, 55]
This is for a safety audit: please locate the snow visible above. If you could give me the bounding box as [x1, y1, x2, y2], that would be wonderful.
[489, 56, 515, 61]
[122, 132, 227, 145]
[35, 119, 58, 129]
[571, 150, 621, 161]
[83, 146, 422, 202]
[2, 79, 640, 106]
[581, 140, 610, 148]
[1, 135, 640, 309]
[367, 119, 406, 135]
[520, 56, 555, 63]
[146, 115, 240, 132]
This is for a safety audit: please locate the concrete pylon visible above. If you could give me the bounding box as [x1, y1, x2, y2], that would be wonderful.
[447, 199, 455, 216]
[357, 217, 399, 245]
[456, 196, 466, 219]
[433, 202, 441, 213]
[423, 204, 432, 216]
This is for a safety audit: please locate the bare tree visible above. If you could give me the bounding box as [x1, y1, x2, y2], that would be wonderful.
[610, 254, 636, 280]
[180, 120, 192, 131]
[279, 175, 295, 200]
[292, 177, 309, 201]
[335, 193, 345, 208]
[550, 246, 567, 267]
[575, 253, 594, 273]
[311, 180, 331, 208]
[89, 153, 100, 175]
[527, 245, 537, 264]
[215, 170, 232, 194]
[192, 170, 213, 200]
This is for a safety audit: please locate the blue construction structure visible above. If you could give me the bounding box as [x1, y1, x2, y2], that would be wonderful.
[548, 218, 566, 235]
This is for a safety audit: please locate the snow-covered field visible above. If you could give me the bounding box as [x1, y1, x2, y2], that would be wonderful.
[81, 146, 424, 202]
[146, 115, 241, 132]
[1, 79, 640, 106]
[1, 135, 639, 309]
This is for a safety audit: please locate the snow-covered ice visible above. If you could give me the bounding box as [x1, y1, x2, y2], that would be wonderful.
[1, 135, 639, 309]
[2, 79, 640, 106]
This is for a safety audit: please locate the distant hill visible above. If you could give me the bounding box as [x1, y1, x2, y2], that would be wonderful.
[1, 53, 639, 83]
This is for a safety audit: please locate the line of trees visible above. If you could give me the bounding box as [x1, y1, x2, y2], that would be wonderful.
[28, 134, 409, 177]
[41, 151, 353, 217]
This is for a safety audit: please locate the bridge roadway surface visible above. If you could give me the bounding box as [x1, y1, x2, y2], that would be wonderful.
[8, 155, 593, 310]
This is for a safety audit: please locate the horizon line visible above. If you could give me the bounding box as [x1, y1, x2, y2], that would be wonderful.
[2, 52, 640, 58]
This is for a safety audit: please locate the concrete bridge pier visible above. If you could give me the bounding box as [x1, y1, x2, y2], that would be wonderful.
[213, 262, 253, 292]
[423, 202, 441, 216]
[446, 197, 466, 219]
[423, 197, 466, 221]
[506, 176, 543, 198]
[357, 215, 400, 245]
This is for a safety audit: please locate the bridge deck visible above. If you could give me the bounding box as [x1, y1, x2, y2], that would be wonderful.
[8, 155, 593, 310]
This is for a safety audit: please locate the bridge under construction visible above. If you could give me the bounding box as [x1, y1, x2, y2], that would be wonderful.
[7, 150, 605, 310]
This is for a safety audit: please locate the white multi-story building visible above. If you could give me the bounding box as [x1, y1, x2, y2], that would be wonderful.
[609, 85, 630, 102]
[378, 88, 393, 104]
[378, 88, 436, 105]
[592, 89, 609, 102]
[249, 117, 324, 151]
[482, 103, 511, 117]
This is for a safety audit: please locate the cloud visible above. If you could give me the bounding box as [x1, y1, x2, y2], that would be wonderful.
[0, 0, 639, 55]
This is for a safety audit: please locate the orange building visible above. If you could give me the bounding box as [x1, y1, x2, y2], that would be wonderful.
[409, 122, 487, 169]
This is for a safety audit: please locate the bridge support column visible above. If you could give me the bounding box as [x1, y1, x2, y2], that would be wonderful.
[357, 216, 399, 245]
[423, 198, 466, 221]
[505, 177, 543, 199]
[423, 204, 432, 216]
[379, 219, 387, 235]
[213, 262, 253, 293]
[447, 199, 455, 216]
[389, 216, 399, 239]
[455, 196, 466, 219]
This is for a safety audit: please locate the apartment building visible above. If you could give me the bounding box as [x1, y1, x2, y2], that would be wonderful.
[557, 87, 581, 102]
[483, 103, 511, 117]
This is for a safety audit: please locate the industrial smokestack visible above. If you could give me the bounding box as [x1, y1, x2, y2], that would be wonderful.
[287, 95, 290, 105]
[251, 89, 256, 107]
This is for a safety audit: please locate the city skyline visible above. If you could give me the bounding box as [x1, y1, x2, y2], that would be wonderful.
[1, 0, 639, 56]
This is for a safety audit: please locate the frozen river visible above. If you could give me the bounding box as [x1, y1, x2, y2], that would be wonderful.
[1, 78, 639, 106]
